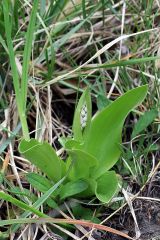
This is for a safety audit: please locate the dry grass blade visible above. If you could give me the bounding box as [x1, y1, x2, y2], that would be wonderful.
[43, 28, 158, 86]
[0, 217, 134, 240]
[122, 188, 140, 239]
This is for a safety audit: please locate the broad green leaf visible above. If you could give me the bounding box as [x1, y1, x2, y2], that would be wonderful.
[65, 139, 82, 150]
[78, 178, 97, 197]
[132, 108, 157, 138]
[95, 171, 119, 203]
[26, 173, 60, 201]
[66, 149, 97, 180]
[60, 180, 88, 200]
[84, 85, 148, 178]
[46, 198, 58, 209]
[26, 173, 58, 195]
[19, 139, 62, 181]
[72, 88, 91, 142]
[27, 173, 53, 189]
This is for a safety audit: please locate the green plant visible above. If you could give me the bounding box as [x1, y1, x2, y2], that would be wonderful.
[19, 85, 148, 203]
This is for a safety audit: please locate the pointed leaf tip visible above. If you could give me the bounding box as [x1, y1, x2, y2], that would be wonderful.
[84, 85, 148, 178]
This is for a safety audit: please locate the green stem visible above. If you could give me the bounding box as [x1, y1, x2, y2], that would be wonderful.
[19, 112, 30, 140]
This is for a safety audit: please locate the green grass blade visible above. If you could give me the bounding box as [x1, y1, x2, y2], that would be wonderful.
[2, 0, 29, 139]
[2, 1, 20, 98]
[21, 0, 39, 109]
[10, 176, 66, 233]
[36, 0, 109, 64]
[0, 191, 45, 217]
[0, 176, 66, 234]
[37, 17, 88, 64]
[82, 0, 87, 19]
[83, 56, 160, 70]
